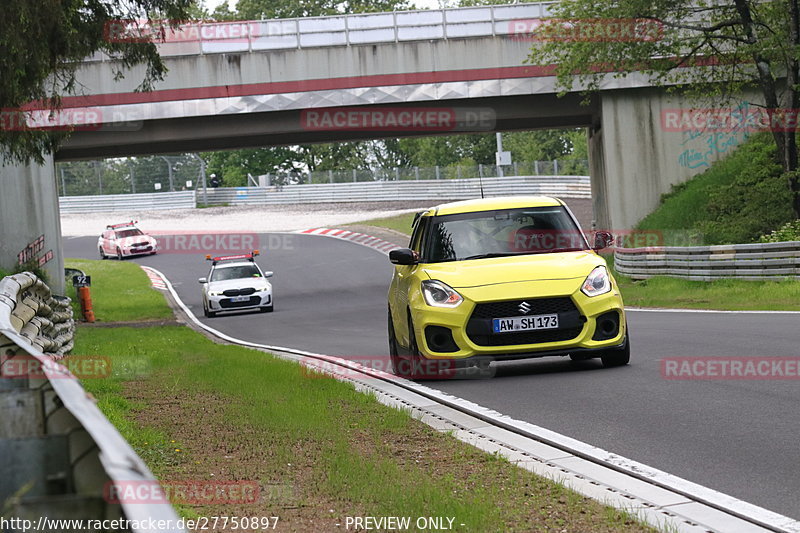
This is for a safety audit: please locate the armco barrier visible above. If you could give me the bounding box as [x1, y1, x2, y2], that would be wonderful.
[0, 272, 183, 531]
[614, 241, 800, 281]
[202, 175, 591, 206]
[59, 190, 195, 214]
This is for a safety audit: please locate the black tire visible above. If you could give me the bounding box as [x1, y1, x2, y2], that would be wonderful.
[116, 247, 123, 260]
[402, 314, 445, 380]
[388, 310, 403, 376]
[601, 332, 630, 368]
[203, 302, 216, 318]
[99, 247, 107, 260]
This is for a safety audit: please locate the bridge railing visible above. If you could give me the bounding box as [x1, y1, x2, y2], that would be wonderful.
[88, 2, 555, 59]
[614, 241, 800, 281]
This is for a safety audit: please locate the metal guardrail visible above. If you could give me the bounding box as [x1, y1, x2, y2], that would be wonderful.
[88, 2, 554, 60]
[0, 273, 183, 531]
[57, 176, 590, 211]
[202, 175, 591, 206]
[59, 191, 195, 214]
[614, 241, 800, 280]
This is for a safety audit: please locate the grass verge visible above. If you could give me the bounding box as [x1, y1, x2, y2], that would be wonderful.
[64, 258, 173, 322]
[355, 212, 417, 235]
[72, 258, 653, 532]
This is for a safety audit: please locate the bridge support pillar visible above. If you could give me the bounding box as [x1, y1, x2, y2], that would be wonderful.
[0, 156, 64, 294]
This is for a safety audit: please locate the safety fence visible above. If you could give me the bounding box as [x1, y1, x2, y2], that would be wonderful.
[59, 190, 195, 214]
[614, 241, 800, 281]
[0, 272, 183, 531]
[58, 175, 590, 213]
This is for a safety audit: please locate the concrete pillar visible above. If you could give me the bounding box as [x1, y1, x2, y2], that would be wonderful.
[587, 125, 608, 231]
[0, 155, 64, 293]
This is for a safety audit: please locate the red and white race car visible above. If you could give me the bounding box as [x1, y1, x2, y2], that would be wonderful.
[98, 221, 158, 259]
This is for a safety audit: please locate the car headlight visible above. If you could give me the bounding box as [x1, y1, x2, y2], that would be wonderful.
[209, 291, 223, 296]
[581, 266, 611, 297]
[421, 280, 463, 308]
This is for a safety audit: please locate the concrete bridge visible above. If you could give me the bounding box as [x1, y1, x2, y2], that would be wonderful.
[1, 2, 751, 290]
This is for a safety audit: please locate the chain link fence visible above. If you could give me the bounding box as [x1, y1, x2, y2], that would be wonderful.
[272, 160, 590, 185]
[57, 157, 589, 195]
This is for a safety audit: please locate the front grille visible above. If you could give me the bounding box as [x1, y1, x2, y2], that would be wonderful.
[471, 297, 578, 319]
[468, 327, 583, 347]
[131, 245, 152, 252]
[219, 296, 260, 308]
[222, 287, 257, 297]
[467, 297, 583, 347]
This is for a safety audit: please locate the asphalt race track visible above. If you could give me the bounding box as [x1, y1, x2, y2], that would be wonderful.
[65, 233, 800, 520]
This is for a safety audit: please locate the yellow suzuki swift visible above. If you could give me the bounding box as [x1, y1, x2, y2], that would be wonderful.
[387, 196, 628, 379]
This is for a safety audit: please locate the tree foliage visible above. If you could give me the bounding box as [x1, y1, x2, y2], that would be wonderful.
[1, 0, 193, 164]
[526, 0, 800, 217]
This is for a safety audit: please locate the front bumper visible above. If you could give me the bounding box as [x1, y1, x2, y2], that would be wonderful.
[121, 244, 156, 256]
[207, 292, 272, 311]
[410, 284, 625, 360]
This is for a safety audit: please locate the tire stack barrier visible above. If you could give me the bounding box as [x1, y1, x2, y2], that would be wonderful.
[0, 272, 184, 532]
[0, 272, 75, 357]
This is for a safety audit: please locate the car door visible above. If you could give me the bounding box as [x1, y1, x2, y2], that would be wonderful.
[101, 231, 113, 254]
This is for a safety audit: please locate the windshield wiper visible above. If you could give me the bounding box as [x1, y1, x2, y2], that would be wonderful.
[461, 248, 586, 260]
[460, 252, 523, 260]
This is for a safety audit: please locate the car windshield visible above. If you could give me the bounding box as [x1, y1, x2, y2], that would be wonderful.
[210, 264, 262, 281]
[115, 228, 143, 238]
[422, 206, 587, 263]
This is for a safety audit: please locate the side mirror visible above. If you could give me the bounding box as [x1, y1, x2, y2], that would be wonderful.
[264, 271, 274, 278]
[592, 231, 614, 251]
[198, 277, 207, 284]
[389, 248, 418, 265]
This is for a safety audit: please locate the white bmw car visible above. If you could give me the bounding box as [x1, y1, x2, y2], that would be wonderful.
[199, 252, 273, 318]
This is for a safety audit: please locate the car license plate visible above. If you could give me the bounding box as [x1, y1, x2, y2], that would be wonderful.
[230, 296, 250, 303]
[492, 314, 559, 333]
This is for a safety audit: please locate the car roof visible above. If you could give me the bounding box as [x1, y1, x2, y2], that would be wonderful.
[424, 196, 564, 217]
[212, 261, 259, 269]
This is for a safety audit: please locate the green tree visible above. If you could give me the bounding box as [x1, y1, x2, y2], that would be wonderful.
[1, 0, 193, 164]
[527, 0, 800, 217]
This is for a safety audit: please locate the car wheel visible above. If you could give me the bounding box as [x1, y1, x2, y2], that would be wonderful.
[116, 247, 123, 260]
[600, 332, 630, 368]
[99, 247, 107, 260]
[203, 302, 216, 318]
[401, 314, 445, 380]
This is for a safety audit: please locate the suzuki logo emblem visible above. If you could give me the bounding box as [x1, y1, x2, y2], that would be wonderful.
[518, 301, 531, 314]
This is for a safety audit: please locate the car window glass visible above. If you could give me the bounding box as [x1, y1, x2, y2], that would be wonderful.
[423, 206, 585, 262]
[409, 216, 428, 252]
[115, 229, 143, 239]
[210, 264, 262, 281]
